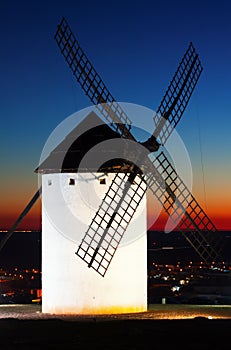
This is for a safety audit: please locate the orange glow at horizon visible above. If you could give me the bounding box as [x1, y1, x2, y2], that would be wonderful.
[147, 210, 231, 232]
[0, 171, 41, 230]
[1, 201, 230, 231]
[1, 179, 230, 231]
[0, 198, 41, 231]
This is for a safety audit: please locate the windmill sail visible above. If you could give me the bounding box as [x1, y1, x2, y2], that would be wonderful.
[154, 43, 203, 145]
[0, 187, 41, 251]
[146, 152, 223, 262]
[143, 42, 203, 151]
[55, 17, 223, 276]
[55, 17, 134, 140]
[76, 169, 146, 277]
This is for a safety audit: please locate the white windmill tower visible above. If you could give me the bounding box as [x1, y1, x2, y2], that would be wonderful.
[36, 109, 149, 314]
[0, 18, 224, 315]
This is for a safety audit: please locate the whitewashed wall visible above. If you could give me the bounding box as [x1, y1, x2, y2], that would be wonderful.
[41, 173, 147, 314]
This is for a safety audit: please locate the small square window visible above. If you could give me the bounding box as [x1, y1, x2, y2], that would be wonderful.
[99, 178, 106, 185]
[69, 178, 75, 185]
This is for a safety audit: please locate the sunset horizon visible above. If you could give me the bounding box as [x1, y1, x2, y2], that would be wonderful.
[1, 1, 230, 241]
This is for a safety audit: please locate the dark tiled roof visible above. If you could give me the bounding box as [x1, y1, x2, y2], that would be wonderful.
[35, 111, 133, 174]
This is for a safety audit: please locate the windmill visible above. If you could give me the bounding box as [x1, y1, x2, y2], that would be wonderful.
[1, 17, 224, 314]
[52, 17, 223, 277]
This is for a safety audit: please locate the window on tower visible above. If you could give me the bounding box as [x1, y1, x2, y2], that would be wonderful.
[69, 178, 75, 185]
[99, 178, 106, 185]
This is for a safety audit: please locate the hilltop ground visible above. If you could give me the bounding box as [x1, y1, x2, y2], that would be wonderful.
[0, 304, 230, 349]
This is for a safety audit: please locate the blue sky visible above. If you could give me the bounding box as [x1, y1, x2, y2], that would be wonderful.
[0, 0, 231, 229]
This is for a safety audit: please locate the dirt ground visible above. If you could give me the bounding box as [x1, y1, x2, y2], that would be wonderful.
[0, 304, 230, 349]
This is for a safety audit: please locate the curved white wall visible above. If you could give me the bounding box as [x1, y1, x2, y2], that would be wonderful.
[41, 173, 147, 314]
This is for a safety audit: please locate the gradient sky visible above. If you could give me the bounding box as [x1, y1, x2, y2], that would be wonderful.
[0, 0, 230, 231]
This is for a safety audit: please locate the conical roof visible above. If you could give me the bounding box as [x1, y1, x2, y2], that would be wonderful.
[35, 111, 133, 174]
